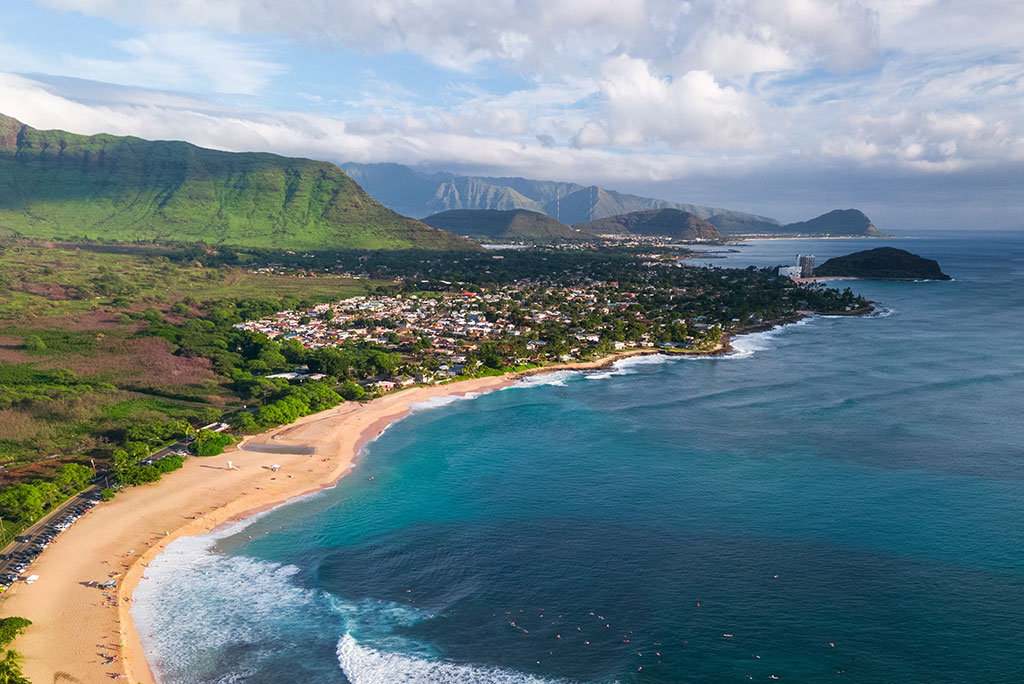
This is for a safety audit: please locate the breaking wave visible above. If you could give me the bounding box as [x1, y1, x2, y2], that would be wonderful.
[512, 370, 576, 388]
[584, 353, 672, 380]
[865, 305, 895, 318]
[408, 392, 483, 412]
[132, 522, 323, 682]
[337, 634, 576, 684]
[724, 318, 812, 359]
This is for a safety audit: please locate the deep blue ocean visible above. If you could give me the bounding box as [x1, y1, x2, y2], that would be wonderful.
[134, 233, 1024, 684]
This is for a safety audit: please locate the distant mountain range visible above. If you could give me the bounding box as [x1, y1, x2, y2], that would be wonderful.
[340, 162, 886, 238]
[0, 114, 887, 250]
[422, 209, 591, 242]
[575, 209, 721, 241]
[0, 113, 478, 251]
[340, 162, 779, 228]
[422, 207, 727, 244]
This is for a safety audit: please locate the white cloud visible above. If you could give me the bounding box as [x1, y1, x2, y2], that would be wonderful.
[581, 55, 763, 149]
[0, 71, 744, 183]
[1, 23, 285, 96]
[60, 32, 286, 95]
[10, 0, 1024, 230]
[38, 0, 647, 75]
[673, 0, 880, 76]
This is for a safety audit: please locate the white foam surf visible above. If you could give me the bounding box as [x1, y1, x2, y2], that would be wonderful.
[337, 634, 576, 684]
[408, 391, 482, 413]
[132, 526, 320, 681]
[725, 329, 781, 359]
[584, 353, 673, 380]
[725, 318, 811, 359]
[511, 370, 576, 388]
[865, 305, 895, 318]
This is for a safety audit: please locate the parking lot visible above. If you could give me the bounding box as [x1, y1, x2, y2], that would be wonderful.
[0, 489, 101, 591]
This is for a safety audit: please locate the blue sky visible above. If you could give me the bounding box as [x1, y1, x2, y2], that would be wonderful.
[1, 0, 1022, 230]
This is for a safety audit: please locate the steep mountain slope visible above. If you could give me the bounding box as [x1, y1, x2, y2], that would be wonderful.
[341, 163, 546, 217]
[815, 247, 950, 280]
[574, 209, 721, 241]
[341, 162, 779, 227]
[769, 209, 883, 237]
[0, 114, 479, 251]
[781, 209, 885, 236]
[707, 211, 782, 235]
[542, 186, 717, 225]
[421, 209, 589, 241]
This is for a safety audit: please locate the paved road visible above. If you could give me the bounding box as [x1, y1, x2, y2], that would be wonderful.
[0, 488, 98, 581]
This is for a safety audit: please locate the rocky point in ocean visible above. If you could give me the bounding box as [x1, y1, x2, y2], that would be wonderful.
[814, 247, 951, 280]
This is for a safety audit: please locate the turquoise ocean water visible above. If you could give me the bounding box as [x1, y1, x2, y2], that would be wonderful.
[134, 233, 1024, 684]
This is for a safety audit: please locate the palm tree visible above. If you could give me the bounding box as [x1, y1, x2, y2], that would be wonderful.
[0, 649, 30, 684]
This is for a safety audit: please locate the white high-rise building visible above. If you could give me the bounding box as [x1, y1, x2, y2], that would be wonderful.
[797, 255, 816, 278]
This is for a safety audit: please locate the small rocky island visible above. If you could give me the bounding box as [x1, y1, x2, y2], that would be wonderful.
[814, 247, 951, 280]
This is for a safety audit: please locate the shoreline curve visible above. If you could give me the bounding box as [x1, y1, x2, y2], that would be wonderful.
[4, 346, 728, 684]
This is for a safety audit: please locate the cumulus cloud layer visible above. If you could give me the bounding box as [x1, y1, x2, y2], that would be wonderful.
[4, 0, 1024, 228]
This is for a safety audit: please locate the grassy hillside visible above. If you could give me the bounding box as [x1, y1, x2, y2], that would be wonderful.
[421, 209, 590, 242]
[575, 209, 722, 241]
[0, 114, 479, 251]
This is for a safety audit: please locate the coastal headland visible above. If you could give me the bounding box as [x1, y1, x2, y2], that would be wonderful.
[1, 346, 724, 684]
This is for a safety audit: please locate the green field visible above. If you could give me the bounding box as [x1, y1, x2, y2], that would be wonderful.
[0, 243, 390, 479]
[0, 244, 381, 319]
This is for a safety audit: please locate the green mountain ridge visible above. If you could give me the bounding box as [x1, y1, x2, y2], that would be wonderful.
[0, 113, 479, 251]
[574, 209, 722, 241]
[421, 209, 590, 242]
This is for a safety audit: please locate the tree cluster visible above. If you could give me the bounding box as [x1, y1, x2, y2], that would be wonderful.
[0, 463, 93, 523]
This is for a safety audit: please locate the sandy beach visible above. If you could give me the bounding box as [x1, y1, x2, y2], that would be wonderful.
[0, 348, 697, 684]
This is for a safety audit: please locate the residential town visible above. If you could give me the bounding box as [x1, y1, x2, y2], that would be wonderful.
[233, 281, 725, 390]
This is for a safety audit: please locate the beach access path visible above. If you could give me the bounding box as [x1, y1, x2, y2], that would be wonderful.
[0, 349, 682, 684]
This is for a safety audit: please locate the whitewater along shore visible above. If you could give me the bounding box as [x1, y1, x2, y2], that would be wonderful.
[2, 346, 733, 684]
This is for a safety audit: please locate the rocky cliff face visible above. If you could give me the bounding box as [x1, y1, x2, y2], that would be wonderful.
[0, 113, 22, 150]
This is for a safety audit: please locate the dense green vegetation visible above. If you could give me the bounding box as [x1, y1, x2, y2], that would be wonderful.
[193, 429, 236, 458]
[229, 381, 343, 434]
[0, 618, 31, 648]
[0, 618, 32, 684]
[0, 648, 30, 684]
[0, 365, 105, 409]
[0, 113, 478, 251]
[814, 247, 950, 279]
[0, 463, 92, 525]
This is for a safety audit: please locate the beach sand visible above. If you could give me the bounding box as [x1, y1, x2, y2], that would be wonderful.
[0, 349, 689, 684]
